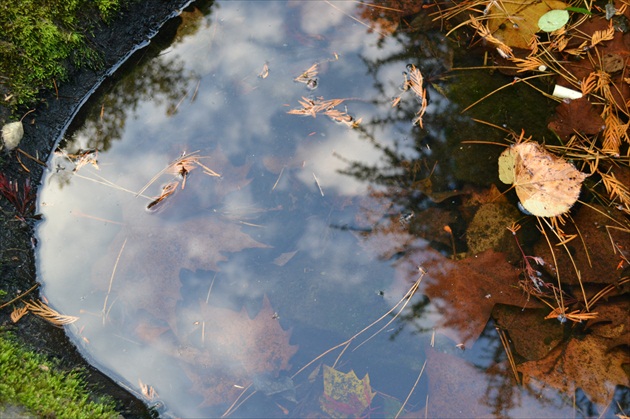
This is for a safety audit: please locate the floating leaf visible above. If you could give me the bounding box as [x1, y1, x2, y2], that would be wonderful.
[320, 365, 375, 418]
[486, 0, 568, 49]
[498, 147, 516, 184]
[498, 142, 588, 217]
[538, 9, 570, 32]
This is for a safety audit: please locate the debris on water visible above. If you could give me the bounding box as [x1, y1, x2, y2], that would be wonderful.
[498, 140, 588, 217]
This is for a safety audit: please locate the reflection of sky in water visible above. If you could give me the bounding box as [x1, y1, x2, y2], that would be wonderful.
[36, 1, 576, 417]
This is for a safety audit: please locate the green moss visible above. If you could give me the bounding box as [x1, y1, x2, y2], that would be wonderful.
[0, 333, 118, 418]
[0, 0, 122, 107]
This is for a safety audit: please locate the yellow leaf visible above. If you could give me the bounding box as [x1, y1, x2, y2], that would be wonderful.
[320, 365, 376, 418]
[486, 0, 569, 49]
[498, 147, 517, 184]
[498, 142, 588, 217]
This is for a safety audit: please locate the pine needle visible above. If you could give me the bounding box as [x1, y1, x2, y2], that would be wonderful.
[590, 24, 615, 48]
[24, 300, 78, 325]
[10, 305, 28, 323]
[294, 63, 318, 84]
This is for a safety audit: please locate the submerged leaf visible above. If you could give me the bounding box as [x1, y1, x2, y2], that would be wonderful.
[320, 365, 376, 418]
[518, 334, 630, 407]
[390, 249, 538, 348]
[426, 347, 574, 417]
[93, 147, 267, 327]
[547, 98, 605, 140]
[177, 296, 298, 407]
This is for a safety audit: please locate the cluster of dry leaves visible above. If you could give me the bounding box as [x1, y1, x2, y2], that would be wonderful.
[433, 0, 630, 217]
[355, 165, 628, 412]
[287, 60, 430, 128]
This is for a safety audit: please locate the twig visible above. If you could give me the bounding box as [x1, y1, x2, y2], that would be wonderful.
[395, 360, 426, 418]
[0, 283, 39, 309]
[102, 237, 127, 324]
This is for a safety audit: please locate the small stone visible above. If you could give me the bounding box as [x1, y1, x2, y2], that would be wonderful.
[2, 121, 24, 151]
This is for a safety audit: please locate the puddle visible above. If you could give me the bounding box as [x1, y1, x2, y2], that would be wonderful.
[35, 1, 626, 417]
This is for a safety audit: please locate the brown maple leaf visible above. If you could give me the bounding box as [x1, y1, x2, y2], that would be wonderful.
[93, 147, 268, 328]
[392, 248, 539, 348]
[533, 204, 627, 285]
[96, 215, 269, 327]
[176, 296, 298, 407]
[586, 299, 630, 350]
[518, 334, 630, 407]
[493, 305, 564, 361]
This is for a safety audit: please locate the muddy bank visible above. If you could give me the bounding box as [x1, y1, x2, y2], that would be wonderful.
[0, 1, 196, 416]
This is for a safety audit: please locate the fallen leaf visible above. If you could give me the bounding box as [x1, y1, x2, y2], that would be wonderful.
[492, 305, 564, 361]
[498, 141, 588, 217]
[96, 215, 269, 328]
[486, 0, 568, 49]
[320, 365, 376, 418]
[426, 348, 495, 417]
[518, 334, 630, 407]
[538, 9, 569, 32]
[533, 204, 628, 285]
[547, 98, 605, 140]
[426, 347, 575, 417]
[176, 296, 298, 407]
[93, 147, 268, 328]
[356, 190, 538, 347]
[392, 248, 539, 348]
[465, 202, 521, 254]
[586, 299, 630, 350]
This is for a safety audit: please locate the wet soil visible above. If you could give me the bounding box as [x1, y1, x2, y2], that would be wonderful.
[0, 1, 197, 416]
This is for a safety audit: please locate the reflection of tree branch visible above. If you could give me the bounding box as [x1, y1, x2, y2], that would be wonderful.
[61, 3, 214, 154]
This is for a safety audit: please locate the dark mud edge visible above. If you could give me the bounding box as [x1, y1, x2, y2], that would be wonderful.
[0, 1, 196, 417]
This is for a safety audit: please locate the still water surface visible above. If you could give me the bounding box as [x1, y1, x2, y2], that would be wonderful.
[36, 1, 585, 417]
